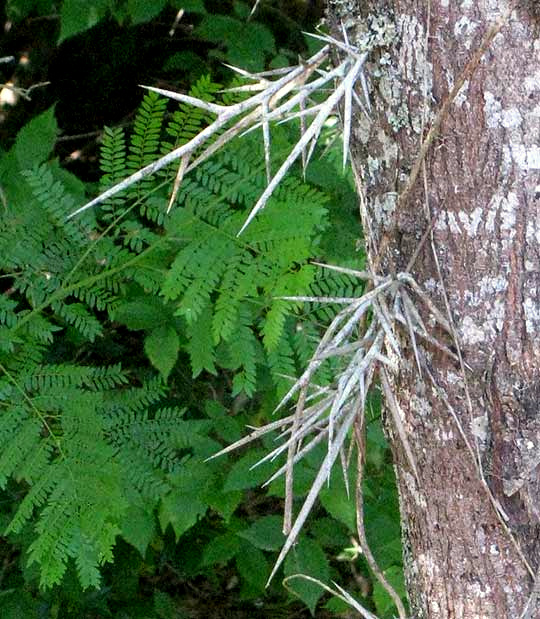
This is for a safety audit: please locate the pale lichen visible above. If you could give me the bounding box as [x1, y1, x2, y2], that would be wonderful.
[503, 143, 540, 171]
[471, 414, 489, 442]
[457, 207, 483, 237]
[454, 16, 479, 50]
[460, 315, 486, 345]
[523, 297, 540, 334]
[372, 191, 397, 225]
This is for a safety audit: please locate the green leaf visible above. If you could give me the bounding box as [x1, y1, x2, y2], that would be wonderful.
[145, 325, 179, 381]
[59, 0, 109, 42]
[171, 0, 206, 12]
[202, 532, 241, 566]
[186, 305, 216, 377]
[235, 542, 269, 592]
[284, 537, 329, 615]
[154, 591, 177, 619]
[372, 565, 407, 618]
[195, 15, 275, 71]
[164, 50, 207, 79]
[7, 0, 55, 21]
[223, 449, 275, 492]
[14, 106, 57, 169]
[267, 460, 317, 499]
[364, 473, 402, 569]
[158, 492, 207, 541]
[0, 590, 40, 619]
[310, 516, 349, 550]
[204, 400, 242, 443]
[206, 488, 242, 522]
[120, 505, 155, 556]
[127, 0, 167, 24]
[319, 476, 357, 532]
[237, 515, 284, 551]
[233, 0, 250, 19]
[114, 298, 171, 330]
[324, 596, 354, 614]
[160, 460, 212, 539]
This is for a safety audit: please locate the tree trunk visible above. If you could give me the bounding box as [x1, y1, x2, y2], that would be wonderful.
[327, 1, 540, 616]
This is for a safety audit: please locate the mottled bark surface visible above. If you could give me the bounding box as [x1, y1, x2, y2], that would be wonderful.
[327, 1, 540, 617]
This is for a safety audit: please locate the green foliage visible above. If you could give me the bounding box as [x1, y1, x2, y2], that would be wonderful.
[0, 73, 369, 602]
[144, 324, 179, 381]
[14, 106, 58, 169]
[195, 10, 276, 71]
[237, 514, 285, 551]
[6, 0, 208, 41]
[6, 0, 55, 21]
[284, 536, 330, 614]
[97, 79, 354, 401]
[59, 0, 206, 42]
[0, 3, 406, 617]
[58, 0, 110, 42]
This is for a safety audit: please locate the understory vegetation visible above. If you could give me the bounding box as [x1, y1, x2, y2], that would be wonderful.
[0, 1, 405, 617]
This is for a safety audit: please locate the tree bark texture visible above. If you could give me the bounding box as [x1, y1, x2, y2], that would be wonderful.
[328, 1, 540, 617]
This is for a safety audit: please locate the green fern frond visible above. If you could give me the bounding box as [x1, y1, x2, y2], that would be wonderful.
[86, 364, 129, 390]
[107, 406, 188, 473]
[100, 126, 126, 188]
[27, 482, 74, 587]
[106, 406, 185, 444]
[16, 438, 55, 485]
[71, 282, 119, 312]
[27, 462, 123, 590]
[0, 296, 18, 327]
[163, 74, 221, 151]
[166, 238, 238, 323]
[2, 371, 181, 590]
[212, 253, 255, 343]
[6, 459, 59, 534]
[99, 125, 127, 215]
[225, 305, 259, 397]
[212, 143, 268, 207]
[102, 375, 166, 413]
[138, 193, 169, 225]
[24, 363, 128, 392]
[20, 314, 63, 344]
[8, 394, 126, 589]
[0, 326, 17, 352]
[262, 300, 292, 352]
[1, 337, 46, 374]
[120, 243, 169, 294]
[119, 448, 172, 501]
[0, 415, 42, 488]
[307, 268, 365, 322]
[117, 219, 161, 253]
[265, 322, 297, 396]
[127, 90, 168, 176]
[262, 266, 316, 350]
[52, 301, 103, 341]
[185, 304, 217, 377]
[23, 165, 90, 248]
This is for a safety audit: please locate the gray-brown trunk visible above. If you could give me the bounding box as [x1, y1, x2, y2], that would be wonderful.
[328, 1, 540, 616]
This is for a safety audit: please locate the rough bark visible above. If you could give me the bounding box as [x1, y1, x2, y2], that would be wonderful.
[327, 1, 540, 617]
